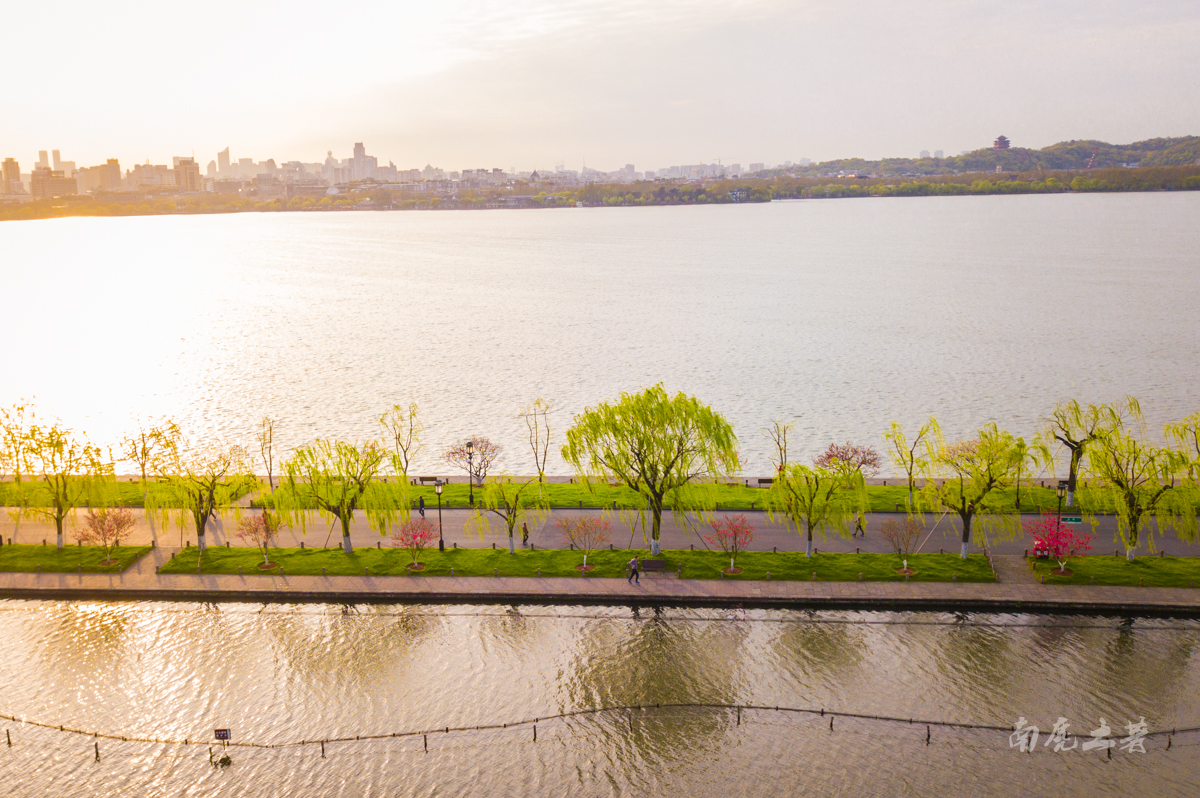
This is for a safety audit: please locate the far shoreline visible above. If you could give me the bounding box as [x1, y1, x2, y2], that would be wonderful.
[3, 164, 1198, 224]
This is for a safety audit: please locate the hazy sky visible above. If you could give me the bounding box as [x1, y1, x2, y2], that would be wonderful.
[7, 0, 1200, 172]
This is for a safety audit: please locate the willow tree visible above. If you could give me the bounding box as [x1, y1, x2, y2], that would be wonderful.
[1088, 411, 1193, 560]
[159, 441, 253, 552]
[28, 422, 111, 549]
[922, 423, 1023, 558]
[769, 459, 865, 557]
[276, 439, 401, 554]
[258, 416, 278, 491]
[519, 398, 554, 482]
[1043, 399, 1113, 508]
[1012, 436, 1052, 511]
[121, 418, 181, 545]
[883, 417, 939, 509]
[380, 403, 422, 478]
[471, 474, 550, 553]
[561, 385, 739, 555]
[763, 419, 795, 474]
[1, 400, 37, 542]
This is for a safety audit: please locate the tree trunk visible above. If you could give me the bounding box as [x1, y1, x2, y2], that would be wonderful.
[197, 529, 206, 552]
[650, 505, 663, 556]
[1126, 544, 1136, 562]
[56, 516, 64, 550]
[508, 529, 515, 554]
[806, 524, 814, 558]
[959, 513, 971, 559]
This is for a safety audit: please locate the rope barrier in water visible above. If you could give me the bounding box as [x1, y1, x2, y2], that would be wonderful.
[1, 705, 1196, 750]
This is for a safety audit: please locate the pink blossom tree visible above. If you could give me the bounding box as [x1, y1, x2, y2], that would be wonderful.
[236, 510, 281, 568]
[555, 515, 612, 571]
[76, 507, 136, 565]
[814, 442, 882, 478]
[1025, 513, 1094, 575]
[391, 518, 439, 568]
[703, 513, 755, 573]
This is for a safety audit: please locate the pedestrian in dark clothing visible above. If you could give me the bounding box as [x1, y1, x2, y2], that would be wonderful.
[521, 522, 529, 547]
[854, 516, 864, 538]
[628, 556, 640, 584]
[419, 496, 425, 518]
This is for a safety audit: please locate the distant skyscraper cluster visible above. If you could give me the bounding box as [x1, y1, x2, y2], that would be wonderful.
[1, 139, 816, 202]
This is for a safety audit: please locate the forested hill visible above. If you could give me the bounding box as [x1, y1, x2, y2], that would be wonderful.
[776, 136, 1200, 178]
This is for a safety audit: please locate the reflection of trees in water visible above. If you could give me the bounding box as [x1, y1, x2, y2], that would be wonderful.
[37, 603, 132, 679]
[925, 624, 1017, 721]
[552, 610, 754, 775]
[1087, 624, 1199, 722]
[264, 605, 438, 691]
[770, 620, 868, 688]
[471, 605, 556, 665]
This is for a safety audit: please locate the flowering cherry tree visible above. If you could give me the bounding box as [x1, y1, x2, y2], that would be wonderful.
[76, 507, 136, 565]
[555, 515, 612, 570]
[391, 518, 439, 568]
[814, 442, 882, 478]
[1025, 512, 1094, 574]
[703, 513, 755, 573]
[236, 510, 281, 567]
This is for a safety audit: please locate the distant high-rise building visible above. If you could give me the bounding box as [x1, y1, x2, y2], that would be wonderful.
[217, 147, 230, 175]
[798, 158, 812, 166]
[76, 159, 122, 193]
[174, 157, 202, 192]
[1, 158, 20, 193]
[37, 151, 49, 169]
[748, 163, 764, 173]
[920, 150, 930, 159]
[31, 166, 78, 198]
[729, 163, 742, 175]
[934, 150, 944, 159]
[206, 160, 217, 178]
[52, 150, 61, 170]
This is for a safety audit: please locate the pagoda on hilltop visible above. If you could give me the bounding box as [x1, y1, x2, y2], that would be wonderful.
[993, 135, 1011, 150]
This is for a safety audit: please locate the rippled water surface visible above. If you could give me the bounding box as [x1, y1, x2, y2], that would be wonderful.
[3, 193, 1199, 471]
[0, 601, 1197, 796]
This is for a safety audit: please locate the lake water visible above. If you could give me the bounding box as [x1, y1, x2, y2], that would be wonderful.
[4, 198, 1200, 796]
[2, 193, 1199, 474]
[0, 601, 1197, 797]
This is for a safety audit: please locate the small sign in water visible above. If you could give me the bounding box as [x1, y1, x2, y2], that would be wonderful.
[214, 729, 232, 741]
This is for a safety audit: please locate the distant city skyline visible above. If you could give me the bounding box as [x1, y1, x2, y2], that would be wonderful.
[5, 1, 1199, 172]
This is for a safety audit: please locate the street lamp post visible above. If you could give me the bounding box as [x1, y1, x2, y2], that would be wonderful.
[1056, 479, 1068, 529]
[466, 439, 475, 506]
[435, 480, 444, 552]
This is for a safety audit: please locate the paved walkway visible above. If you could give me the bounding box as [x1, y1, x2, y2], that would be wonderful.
[0, 547, 1196, 615]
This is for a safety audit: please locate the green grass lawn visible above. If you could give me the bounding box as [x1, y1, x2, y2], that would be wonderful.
[251, 481, 1129, 514]
[0, 544, 153, 572]
[0, 477, 1131, 516]
[0, 480, 251, 508]
[160, 545, 995, 582]
[1028, 555, 1200, 587]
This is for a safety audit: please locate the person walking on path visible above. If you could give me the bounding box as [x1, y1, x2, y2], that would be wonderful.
[521, 522, 529, 547]
[854, 515, 864, 538]
[419, 496, 425, 518]
[628, 555, 640, 584]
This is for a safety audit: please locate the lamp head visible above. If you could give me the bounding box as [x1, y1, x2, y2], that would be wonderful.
[1056, 480, 1068, 498]
[435, 481, 443, 495]
[466, 439, 475, 454]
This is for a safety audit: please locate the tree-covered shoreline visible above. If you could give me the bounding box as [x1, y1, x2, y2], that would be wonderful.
[2, 164, 1198, 223]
